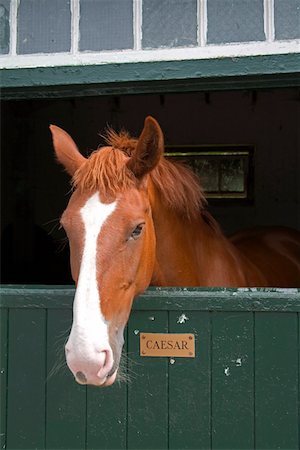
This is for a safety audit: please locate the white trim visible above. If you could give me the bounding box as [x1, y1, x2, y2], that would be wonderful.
[264, 0, 275, 42]
[9, 0, 18, 56]
[133, 0, 142, 51]
[1, 40, 299, 70]
[71, 0, 80, 54]
[198, 0, 207, 47]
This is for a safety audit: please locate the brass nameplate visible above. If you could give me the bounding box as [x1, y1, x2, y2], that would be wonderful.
[140, 333, 195, 358]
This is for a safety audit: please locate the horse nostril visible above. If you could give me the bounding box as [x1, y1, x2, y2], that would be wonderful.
[97, 349, 113, 379]
[76, 371, 87, 384]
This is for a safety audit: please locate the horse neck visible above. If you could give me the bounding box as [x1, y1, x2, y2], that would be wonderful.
[148, 186, 248, 287]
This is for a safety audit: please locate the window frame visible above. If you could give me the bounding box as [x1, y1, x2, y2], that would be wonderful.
[1, 0, 299, 68]
[0, 0, 299, 99]
[165, 144, 254, 201]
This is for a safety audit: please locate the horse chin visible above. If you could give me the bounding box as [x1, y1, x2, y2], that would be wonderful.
[95, 369, 118, 387]
[102, 370, 118, 387]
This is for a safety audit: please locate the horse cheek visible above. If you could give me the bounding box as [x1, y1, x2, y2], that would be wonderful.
[69, 240, 81, 284]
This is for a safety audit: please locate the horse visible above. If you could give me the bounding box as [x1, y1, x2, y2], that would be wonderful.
[50, 116, 300, 387]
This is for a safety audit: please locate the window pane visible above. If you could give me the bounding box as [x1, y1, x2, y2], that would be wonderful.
[220, 159, 244, 192]
[166, 147, 252, 200]
[142, 0, 197, 49]
[79, 0, 133, 51]
[207, 0, 265, 44]
[275, 0, 300, 40]
[17, 0, 71, 54]
[0, 0, 10, 54]
[192, 159, 219, 192]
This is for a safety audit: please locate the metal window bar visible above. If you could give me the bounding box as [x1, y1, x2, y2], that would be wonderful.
[133, 0, 142, 51]
[264, 0, 275, 42]
[198, 0, 207, 46]
[71, 0, 80, 54]
[9, 0, 18, 56]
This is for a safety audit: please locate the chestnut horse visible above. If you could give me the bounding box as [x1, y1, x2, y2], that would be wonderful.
[50, 116, 300, 387]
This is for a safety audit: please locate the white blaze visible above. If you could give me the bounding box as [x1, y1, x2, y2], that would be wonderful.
[68, 192, 117, 356]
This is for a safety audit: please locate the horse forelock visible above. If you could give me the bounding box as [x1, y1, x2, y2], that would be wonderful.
[72, 129, 207, 220]
[104, 128, 137, 157]
[72, 146, 136, 195]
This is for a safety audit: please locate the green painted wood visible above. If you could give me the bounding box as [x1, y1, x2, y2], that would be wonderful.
[46, 309, 87, 449]
[6, 308, 46, 449]
[1, 286, 300, 312]
[299, 312, 300, 450]
[0, 286, 75, 308]
[299, 313, 300, 449]
[1, 287, 300, 449]
[86, 326, 128, 449]
[2, 73, 300, 100]
[0, 308, 8, 450]
[255, 313, 299, 449]
[127, 310, 168, 450]
[211, 312, 254, 449]
[1, 54, 300, 99]
[86, 382, 127, 450]
[168, 310, 211, 450]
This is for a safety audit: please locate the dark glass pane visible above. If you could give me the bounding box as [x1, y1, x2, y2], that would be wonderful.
[0, 0, 10, 54]
[275, 0, 300, 40]
[17, 0, 71, 54]
[192, 159, 219, 192]
[220, 159, 244, 192]
[207, 0, 265, 44]
[142, 0, 197, 49]
[79, 0, 133, 51]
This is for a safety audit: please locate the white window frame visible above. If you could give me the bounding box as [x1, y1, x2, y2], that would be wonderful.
[1, 0, 299, 70]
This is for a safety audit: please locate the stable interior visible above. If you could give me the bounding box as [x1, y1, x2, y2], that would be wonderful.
[1, 88, 299, 284]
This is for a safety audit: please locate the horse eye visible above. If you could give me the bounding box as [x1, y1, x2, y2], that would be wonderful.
[130, 223, 144, 240]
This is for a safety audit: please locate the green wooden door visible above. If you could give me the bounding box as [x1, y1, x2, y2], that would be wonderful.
[1, 286, 300, 450]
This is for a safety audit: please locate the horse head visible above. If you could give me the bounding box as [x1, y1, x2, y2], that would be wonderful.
[50, 117, 164, 386]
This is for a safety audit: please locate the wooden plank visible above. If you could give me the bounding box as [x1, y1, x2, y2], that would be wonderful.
[0, 309, 8, 450]
[1, 286, 300, 312]
[0, 286, 74, 308]
[211, 312, 254, 449]
[1, 54, 300, 95]
[168, 310, 211, 450]
[255, 312, 299, 449]
[127, 310, 168, 450]
[86, 383, 127, 450]
[86, 326, 127, 450]
[46, 309, 87, 449]
[6, 309, 46, 449]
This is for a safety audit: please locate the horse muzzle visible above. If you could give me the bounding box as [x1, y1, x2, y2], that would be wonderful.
[65, 339, 117, 387]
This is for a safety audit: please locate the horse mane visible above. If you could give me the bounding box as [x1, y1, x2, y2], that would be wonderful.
[73, 128, 218, 224]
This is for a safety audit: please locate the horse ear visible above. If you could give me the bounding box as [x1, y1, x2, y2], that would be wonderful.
[127, 116, 164, 179]
[50, 125, 86, 176]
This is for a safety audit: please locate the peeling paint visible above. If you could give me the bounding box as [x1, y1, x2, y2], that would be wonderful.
[276, 288, 298, 294]
[224, 367, 230, 376]
[230, 357, 243, 367]
[177, 313, 189, 324]
[170, 358, 176, 365]
[231, 357, 242, 366]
